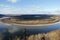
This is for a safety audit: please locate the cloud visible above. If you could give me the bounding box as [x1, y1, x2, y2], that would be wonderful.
[20, 8, 60, 15]
[0, 4, 11, 8]
[20, 5, 60, 15]
[0, 4, 60, 15]
[7, 0, 19, 3]
[0, 4, 16, 14]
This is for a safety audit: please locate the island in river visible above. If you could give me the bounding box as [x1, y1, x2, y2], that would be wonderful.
[0, 14, 60, 26]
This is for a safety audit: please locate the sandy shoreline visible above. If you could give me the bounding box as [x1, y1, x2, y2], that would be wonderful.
[2, 20, 60, 27]
[13, 21, 60, 26]
[0, 15, 60, 26]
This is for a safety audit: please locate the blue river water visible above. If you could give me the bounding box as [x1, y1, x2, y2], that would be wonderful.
[0, 22, 60, 34]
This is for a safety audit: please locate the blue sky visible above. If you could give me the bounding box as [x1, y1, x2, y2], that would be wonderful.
[0, 0, 60, 15]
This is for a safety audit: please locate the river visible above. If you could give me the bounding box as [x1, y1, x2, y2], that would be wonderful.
[0, 22, 60, 34]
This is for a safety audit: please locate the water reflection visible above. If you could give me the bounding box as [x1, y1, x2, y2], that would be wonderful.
[0, 22, 60, 40]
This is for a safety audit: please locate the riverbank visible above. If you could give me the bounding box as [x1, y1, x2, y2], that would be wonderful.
[0, 18, 60, 26]
[11, 20, 60, 26]
[27, 29, 60, 40]
[0, 15, 60, 26]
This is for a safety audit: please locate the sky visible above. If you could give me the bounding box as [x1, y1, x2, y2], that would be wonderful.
[0, 0, 60, 15]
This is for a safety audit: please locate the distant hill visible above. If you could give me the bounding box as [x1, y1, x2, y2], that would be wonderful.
[0, 14, 5, 18]
[12, 14, 53, 20]
[0, 14, 54, 20]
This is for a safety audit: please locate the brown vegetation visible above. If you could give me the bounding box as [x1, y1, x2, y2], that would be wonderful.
[27, 30, 60, 40]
